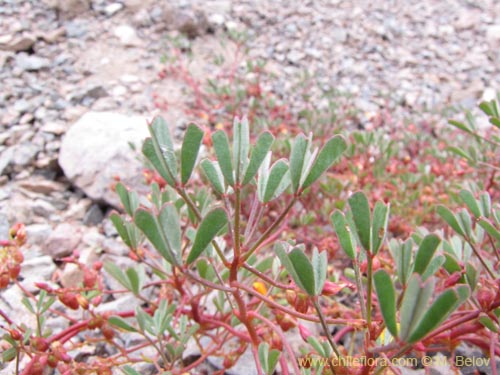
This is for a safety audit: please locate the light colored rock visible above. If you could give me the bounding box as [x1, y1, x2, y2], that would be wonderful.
[486, 25, 500, 41]
[113, 25, 141, 47]
[60, 263, 83, 288]
[105, 3, 124, 17]
[44, 223, 82, 258]
[58, 112, 150, 208]
[0, 33, 36, 52]
[20, 256, 56, 282]
[41, 0, 90, 18]
[15, 53, 51, 71]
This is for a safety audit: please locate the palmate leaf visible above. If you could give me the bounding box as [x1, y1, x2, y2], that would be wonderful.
[399, 274, 434, 342]
[406, 286, 469, 343]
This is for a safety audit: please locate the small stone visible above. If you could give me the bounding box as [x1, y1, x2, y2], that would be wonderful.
[65, 19, 88, 38]
[287, 50, 305, 64]
[21, 256, 56, 282]
[41, 122, 67, 135]
[44, 223, 82, 259]
[19, 178, 66, 194]
[60, 263, 83, 288]
[25, 224, 52, 245]
[15, 53, 51, 71]
[486, 25, 500, 42]
[83, 204, 104, 226]
[0, 212, 9, 240]
[104, 3, 123, 17]
[12, 143, 40, 166]
[113, 25, 141, 47]
[0, 33, 36, 52]
[0, 147, 14, 175]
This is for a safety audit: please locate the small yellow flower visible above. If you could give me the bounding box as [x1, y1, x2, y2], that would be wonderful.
[253, 281, 267, 295]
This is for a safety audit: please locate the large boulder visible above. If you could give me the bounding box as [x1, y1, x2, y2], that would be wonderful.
[59, 111, 150, 208]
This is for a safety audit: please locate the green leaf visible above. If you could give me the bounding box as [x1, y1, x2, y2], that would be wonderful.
[2, 346, 17, 362]
[21, 297, 35, 314]
[187, 208, 228, 264]
[311, 248, 327, 296]
[480, 193, 491, 218]
[421, 255, 445, 281]
[407, 288, 463, 343]
[331, 211, 357, 260]
[448, 120, 473, 134]
[289, 134, 308, 193]
[374, 270, 398, 337]
[399, 274, 434, 342]
[110, 213, 133, 248]
[126, 267, 141, 295]
[302, 136, 347, 189]
[104, 262, 131, 291]
[108, 316, 137, 332]
[135, 307, 155, 335]
[288, 248, 316, 296]
[212, 130, 234, 186]
[115, 183, 139, 217]
[134, 207, 178, 266]
[158, 204, 181, 256]
[263, 159, 289, 203]
[233, 117, 250, 183]
[413, 234, 441, 276]
[479, 314, 498, 333]
[389, 239, 413, 286]
[201, 159, 225, 195]
[465, 263, 478, 290]
[122, 365, 142, 375]
[148, 116, 178, 186]
[457, 209, 473, 239]
[275, 243, 314, 296]
[459, 190, 481, 218]
[348, 192, 371, 252]
[181, 124, 204, 184]
[142, 138, 174, 186]
[258, 343, 270, 374]
[371, 201, 390, 255]
[478, 218, 500, 242]
[242, 131, 274, 185]
[437, 206, 465, 236]
[447, 146, 473, 162]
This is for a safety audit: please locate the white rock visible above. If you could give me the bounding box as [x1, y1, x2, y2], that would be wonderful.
[113, 25, 141, 47]
[44, 223, 82, 258]
[105, 3, 123, 17]
[486, 25, 500, 41]
[58, 112, 150, 207]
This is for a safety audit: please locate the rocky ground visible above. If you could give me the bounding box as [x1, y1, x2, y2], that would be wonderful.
[0, 0, 499, 373]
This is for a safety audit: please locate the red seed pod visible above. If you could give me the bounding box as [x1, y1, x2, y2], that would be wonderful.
[88, 315, 104, 330]
[91, 295, 102, 307]
[83, 269, 97, 288]
[59, 292, 79, 310]
[101, 324, 115, 340]
[10, 223, 26, 246]
[47, 354, 58, 368]
[8, 264, 21, 279]
[0, 273, 10, 289]
[285, 290, 296, 306]
[275, 311, 296, 331]
[477, 288, 495, 310]
[294, 293, 310, 314]
[9, 329, 22, 341]
[76, 294, 89, 310]
[34, 282, 53, 292]
[298, 324, 313, 342]
[93, 261, 103, 271]
[31, 337, 49, 352]
[12, 249, 23, 263]
[444, 271, 462, 288]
